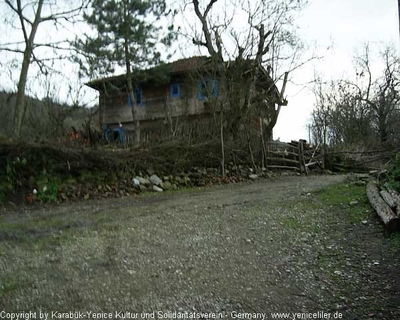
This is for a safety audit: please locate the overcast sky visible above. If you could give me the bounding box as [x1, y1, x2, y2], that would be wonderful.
[273, 0, 399, 141]
[1, 0, 399, 142]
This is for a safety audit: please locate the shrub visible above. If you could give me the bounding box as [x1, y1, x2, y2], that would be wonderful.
[37, 179, 59, 203]
[387, 153, 400, 192]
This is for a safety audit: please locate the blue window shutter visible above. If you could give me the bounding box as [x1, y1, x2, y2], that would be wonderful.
[170, 83, 180, 98]
[198, 79, 218, 100]
[213, 80, 219, 97]
[134, 87, 143, 106]
[129, 88, 143, 106]
[198, 80, 204, 100]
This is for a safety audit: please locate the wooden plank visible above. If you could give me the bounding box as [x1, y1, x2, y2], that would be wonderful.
[305, 161, 319, 167]
[267, 150, 298, 157]
[267, 165, 300, 171]
[266, 157, 300, 165]
[266, 141, 298, 151]
[304, 154, 323, 160]
[303, 149, 319, 155]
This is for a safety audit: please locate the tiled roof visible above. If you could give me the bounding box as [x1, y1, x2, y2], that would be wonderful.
[86, 56, 209, 90]
[168, 56, 209, 73]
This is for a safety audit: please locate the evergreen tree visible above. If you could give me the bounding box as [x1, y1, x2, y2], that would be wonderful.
[76, 0, 175, 143]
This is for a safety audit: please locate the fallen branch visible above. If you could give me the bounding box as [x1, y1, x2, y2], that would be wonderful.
[366, 181, 400, 231]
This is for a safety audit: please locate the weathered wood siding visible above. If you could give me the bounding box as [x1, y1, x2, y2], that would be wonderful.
[100, 82, 210, 126]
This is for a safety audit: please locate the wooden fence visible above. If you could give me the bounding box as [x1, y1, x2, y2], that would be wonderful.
[265, 140, 323, 174]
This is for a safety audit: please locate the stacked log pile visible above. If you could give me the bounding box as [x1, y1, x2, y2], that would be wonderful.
[366, 181, 400, 231]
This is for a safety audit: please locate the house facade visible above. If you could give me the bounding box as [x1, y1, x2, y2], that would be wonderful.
[86, 56, 282, 142]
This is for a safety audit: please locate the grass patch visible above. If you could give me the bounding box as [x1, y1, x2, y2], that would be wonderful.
[0, 204, 134, 251]
[281, 216, 303, 229]
[314, 183, 373, 224]
[0, 222, 74, 250]
[315, 251, 345, 271]
[0, 277, 19, 297]
[0, 213, 88, 250]
[388, 232, 400, 247]
[316, 183, 365, 205]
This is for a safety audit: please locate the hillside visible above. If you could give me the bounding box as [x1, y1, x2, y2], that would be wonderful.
[0, 90, 98, 141]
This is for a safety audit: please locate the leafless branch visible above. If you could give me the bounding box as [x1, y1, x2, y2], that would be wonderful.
[39, 1, 89, 23]
[192, 0, 218, 57]
[0, 47, 25, 54]
[4, 0, 33, 27]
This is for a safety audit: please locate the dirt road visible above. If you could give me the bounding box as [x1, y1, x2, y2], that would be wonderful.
[1, 175, 399, 319]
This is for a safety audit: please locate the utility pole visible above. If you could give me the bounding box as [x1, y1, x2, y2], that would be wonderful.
[398, 0, 400, 41]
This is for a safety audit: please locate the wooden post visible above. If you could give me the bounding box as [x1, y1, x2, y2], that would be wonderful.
[398, 0, 400, 42]
[220, 112, 225, 177]
[260, 118, 268, 169]
[298, 141, 303, 174]
[321, 144, 325, 170]
[301, 140, 308, 175]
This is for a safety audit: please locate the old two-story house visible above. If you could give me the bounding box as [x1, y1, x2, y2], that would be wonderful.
[85, 56, 284, 142]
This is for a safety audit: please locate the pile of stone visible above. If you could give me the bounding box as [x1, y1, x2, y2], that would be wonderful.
[130, 165, 280, 193]
[32, 165, 289, 205]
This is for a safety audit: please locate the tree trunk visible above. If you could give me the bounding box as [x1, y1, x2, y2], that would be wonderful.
[122, 0, 140, 145]
[245, 123, 256, 169]
[13, 48, 31, 138]
[384, 187, 400, 215]
[380, 190, 397, 210]
[220, 110, 225, 176]
[126, 76, 140, 144]
[387, 188, 400, 207]
[12, 0, 44, 139]
[264, 122, 274, 142]
[124, 41, 139, 144]
[378, 115, 388, 143]
[366, 181, 399, 230]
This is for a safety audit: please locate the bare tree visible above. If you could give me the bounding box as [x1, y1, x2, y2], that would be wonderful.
[310, 77, 331, 147]
[309, 44, 400, 148]
[350, 45, 400, 144]
[188, 0, 308, 140]
[180, 0, 306, 171]
[0, 0, 89, 139]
